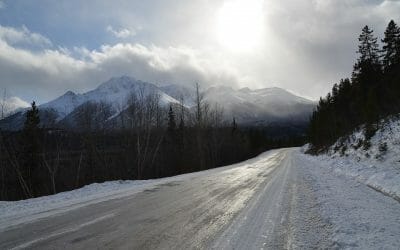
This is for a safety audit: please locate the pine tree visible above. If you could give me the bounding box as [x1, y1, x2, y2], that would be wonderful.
[164, 106, 178, 176]
[353, 26, 381, 80]
[331, 83, 339, 101]
[357, 25, 380, 64]
[353, 25, 380, 82]
[231, 117, 237, 134]
[167, 106, 176, 131]
[397, 24, 400, 64]
[381, 20, 400, 71]
[308, 23, 399, 152]
[24, 101, 40, 131]
[178, 117, 184, 131]
[22, 101, 41, 197]
[353, 26, 382, 123]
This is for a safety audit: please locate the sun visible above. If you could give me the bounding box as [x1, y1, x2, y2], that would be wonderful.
[216, 0, 264, 52]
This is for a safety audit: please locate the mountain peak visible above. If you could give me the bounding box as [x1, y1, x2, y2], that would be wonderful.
[239, 87, 251, 92]
[204, 86, 235, 95]
[96, 76, 140, 93]
[252, 87, 312, 102]
[48, 90, 78, 103]
[63, 90, 76, 97]
[254, 87, 287, 93]
[110, 75, 136, 82]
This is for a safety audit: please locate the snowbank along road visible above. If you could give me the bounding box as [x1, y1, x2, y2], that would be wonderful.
[0, 148, 399, 249]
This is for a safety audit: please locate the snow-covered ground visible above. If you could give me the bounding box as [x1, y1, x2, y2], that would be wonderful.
[296, 150, 400, 249]
[307, 115, 400, 201]
[298, 115, 400, 248]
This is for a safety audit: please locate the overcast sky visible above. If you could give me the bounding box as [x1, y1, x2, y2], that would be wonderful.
[0, 0, 399, 104]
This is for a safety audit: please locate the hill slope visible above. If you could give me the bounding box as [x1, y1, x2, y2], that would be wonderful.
[306, 114, 400, 201]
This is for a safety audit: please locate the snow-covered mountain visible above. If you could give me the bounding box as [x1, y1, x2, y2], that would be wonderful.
[0, 76, 315, 130]
[41, 76, 180, 122]
[203, 86, 315, 125]
[0, 76, 181, 130]
[39, 91, 85, 120]
[159, 84, 196, 107]
[159, 84, 315, 125]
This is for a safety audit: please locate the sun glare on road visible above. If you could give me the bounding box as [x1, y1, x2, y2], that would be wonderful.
[216, 0, 264, 52]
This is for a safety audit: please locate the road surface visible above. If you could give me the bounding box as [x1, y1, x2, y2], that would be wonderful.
[1, 148, 399, 249]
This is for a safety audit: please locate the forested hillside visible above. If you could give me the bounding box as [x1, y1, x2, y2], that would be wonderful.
[308, 20, 400, 152]
[0, 85, 304, 201]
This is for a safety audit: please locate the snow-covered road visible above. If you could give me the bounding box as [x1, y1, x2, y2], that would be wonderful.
[0, 148, 399, 249]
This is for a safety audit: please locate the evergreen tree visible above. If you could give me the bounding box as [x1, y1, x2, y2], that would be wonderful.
[308, 22, 400, 152]
[357, 25, 380, 64]
[176, 116, 185, 174]
[381, 20, 400, 71]
[331, 83, 339, 101]
[165, 106, 177, 175]
[22, 101, 41, 197]
[397, 24, 400, 64]
[231, 117, 237, 134]
[167, 106, 176, 131]
[352, 26, 382, 124]
[353, 26, 381, 80]
[309, 24, 388, 151]
[178, 117, 184, 131]
[24, 101, 40, 131]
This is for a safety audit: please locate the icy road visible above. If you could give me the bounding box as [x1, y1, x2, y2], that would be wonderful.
[1, 148, 399, 249]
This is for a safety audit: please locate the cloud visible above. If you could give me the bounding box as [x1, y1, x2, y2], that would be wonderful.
[106, 25, 138, 39]
[256, 0, 400, 98]
[0, 95, 30, 118]
[0, 25, 52, 48]
[0, 89, 30, 119]
[1, 0, 400, 102]
[0, 25, 239, 103]
[0, 1, 4, 9]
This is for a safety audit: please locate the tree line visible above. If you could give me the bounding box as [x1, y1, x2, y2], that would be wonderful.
[0, 84, 305, 200]
[308, 20, 400, 152]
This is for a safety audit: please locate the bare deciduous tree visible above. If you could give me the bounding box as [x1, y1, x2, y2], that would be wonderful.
[1, 89, 7, 120]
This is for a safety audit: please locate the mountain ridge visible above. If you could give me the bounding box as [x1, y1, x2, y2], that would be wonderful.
[0, 76, 315, 130]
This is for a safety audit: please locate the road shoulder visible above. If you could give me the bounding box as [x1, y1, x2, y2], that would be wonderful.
[295, 150, 400, 249]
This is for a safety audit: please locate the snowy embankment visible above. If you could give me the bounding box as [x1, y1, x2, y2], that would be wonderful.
[295, 150, 400, 249]
[306, 115, 400, 202]
[298, 116, 400, 248]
